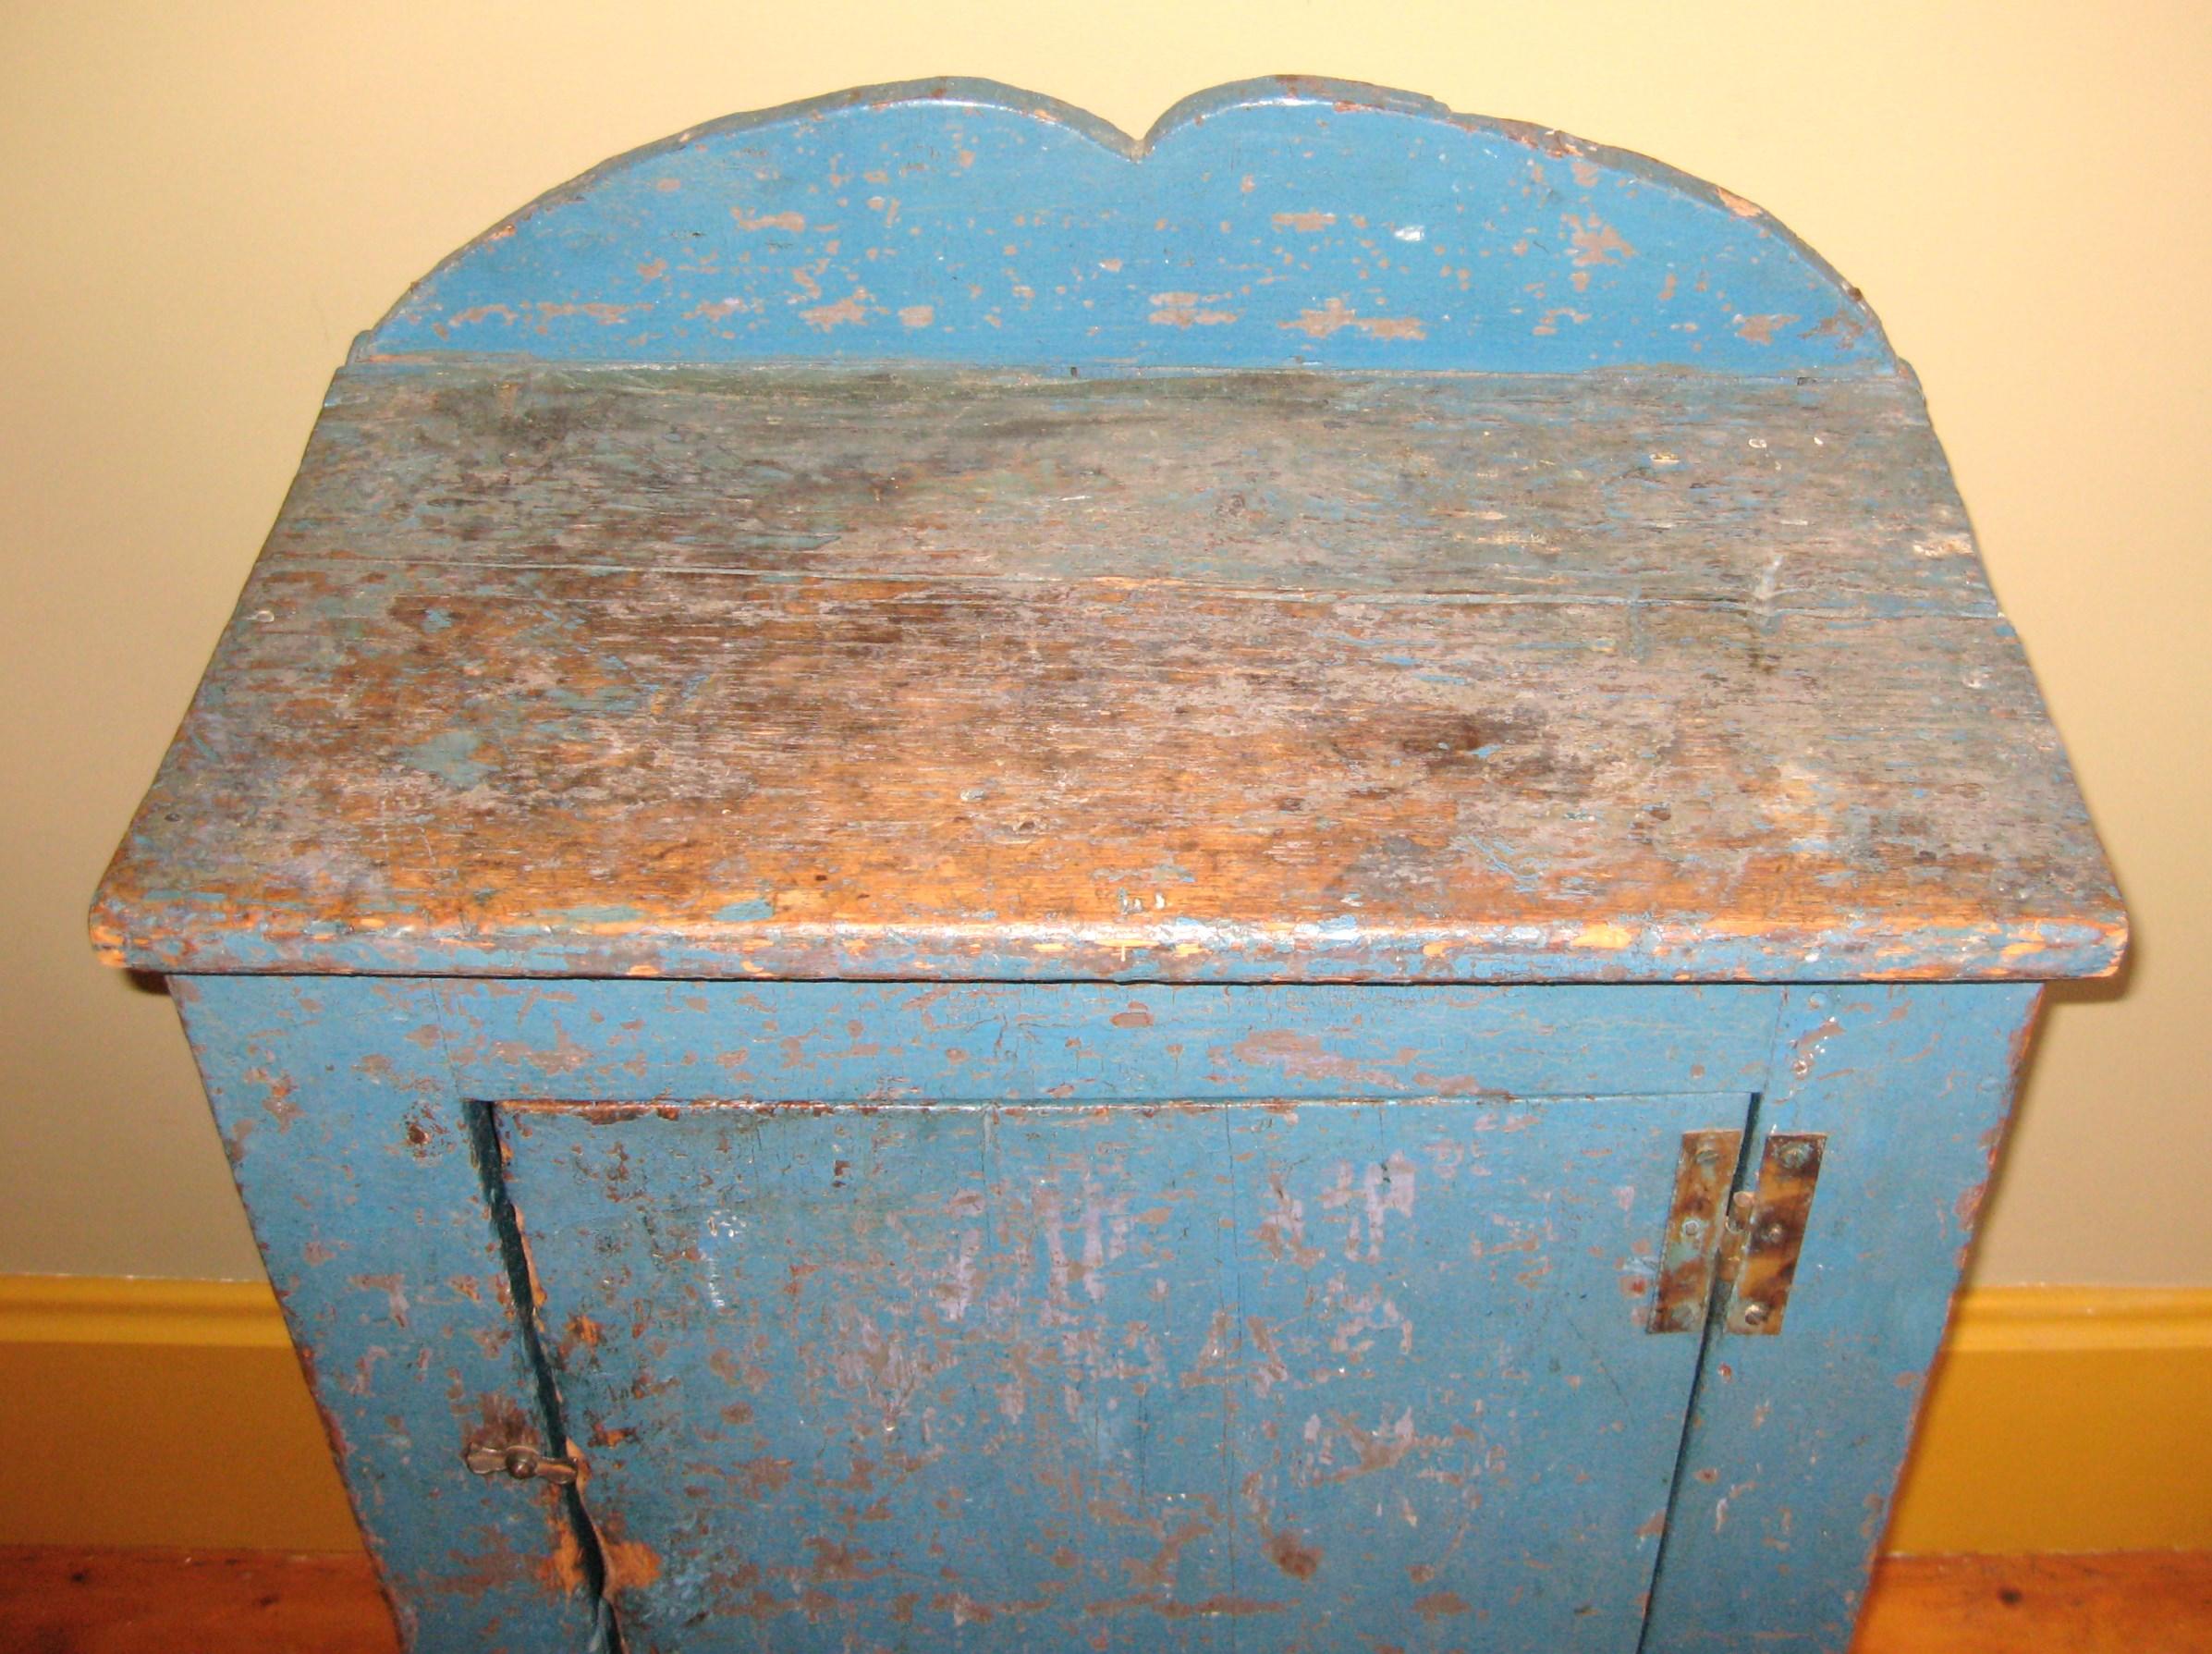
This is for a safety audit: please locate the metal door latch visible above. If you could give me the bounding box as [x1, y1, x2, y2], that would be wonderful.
[1649, 1128, 1826, 1337]
[464, 1443, 580, 1485]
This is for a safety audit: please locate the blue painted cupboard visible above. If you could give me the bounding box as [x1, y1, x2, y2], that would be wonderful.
[94, 80, 2124, 1653]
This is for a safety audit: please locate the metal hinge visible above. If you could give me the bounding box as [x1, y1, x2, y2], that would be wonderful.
[463, 1443, 580, 1486]
[1648, 1128, 1826, 1337]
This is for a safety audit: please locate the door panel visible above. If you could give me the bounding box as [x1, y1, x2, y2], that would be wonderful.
[500, 1095, 1749, 1653]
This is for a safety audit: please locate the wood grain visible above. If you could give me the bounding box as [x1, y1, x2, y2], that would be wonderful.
[92, 364, 2122, 983]
[1854, 1553, 2212, 1654]
[0, 1549, 401, 1654]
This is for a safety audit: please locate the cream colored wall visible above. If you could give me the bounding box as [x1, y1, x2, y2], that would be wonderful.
[3, 1, 2205, 1284]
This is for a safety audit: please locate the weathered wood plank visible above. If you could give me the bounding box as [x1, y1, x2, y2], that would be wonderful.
[92, 365, 2121, 981]
[275, 364, 1999, 614]
[361, 78, 1891, 374]
[0, 1547, 404, 1654]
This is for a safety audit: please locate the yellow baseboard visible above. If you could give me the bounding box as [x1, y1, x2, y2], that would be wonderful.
[1887, 1285, 2212, 1553]
[0, 1276, 361, 1551]
[1, 1276, 2206, 1553]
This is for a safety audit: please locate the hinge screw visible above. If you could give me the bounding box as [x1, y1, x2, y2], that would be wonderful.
[464, 1443, 579, 1486]
[1777, 1141, 1815, 1171]
[1739, 1302, 1770, 1329]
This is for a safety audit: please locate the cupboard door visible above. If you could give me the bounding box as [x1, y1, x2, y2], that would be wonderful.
[500, 1096, 1748, 1652]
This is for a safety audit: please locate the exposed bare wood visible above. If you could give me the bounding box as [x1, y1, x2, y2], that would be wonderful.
[92, 365, 2122, 984]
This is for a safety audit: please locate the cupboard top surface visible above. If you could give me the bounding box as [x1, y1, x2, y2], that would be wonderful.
[92, 360, 2123, 983]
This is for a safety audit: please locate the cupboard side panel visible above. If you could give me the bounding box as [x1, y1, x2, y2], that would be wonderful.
[173, 974, 605, 1654]
[1641, 982, 2040, 1653]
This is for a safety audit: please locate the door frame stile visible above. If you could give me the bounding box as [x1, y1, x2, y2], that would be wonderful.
[465, 1097, 625, 1650]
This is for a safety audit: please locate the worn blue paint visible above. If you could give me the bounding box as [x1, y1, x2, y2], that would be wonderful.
[504, 1091, 1749, 1651]
[172, 974, 610, 1654]
[435, 980, 1778, 1104]
[362, 79, 1891, 374]
[1641, 982, 2041, 1652]
[162, 972, 2051, 1652]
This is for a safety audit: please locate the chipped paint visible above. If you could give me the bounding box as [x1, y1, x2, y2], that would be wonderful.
[502, 1091, 1746, 1648]
[1734, 311, 1799, 345]
[92, 354, 2122, 991]
[799, 288, 870, 329]
[1644, 984, 2043, 1649]
[112, 74, 2119, 1654]
[170, 971, 2059, 1652]
[1146, 291, 1239, 327]
[731, 207, 806, 233]
[361, 78, 1894, 374]
[1567, 212, 1634, 265]
[174, 977, 605, 1651]
[1278, 296, 1425, 339]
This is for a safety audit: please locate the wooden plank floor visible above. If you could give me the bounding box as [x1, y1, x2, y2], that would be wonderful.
[0, 1548, 397, 1654]
[1855, 1552, 2212, 1651]
[3, 1547, 2208, 1653]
